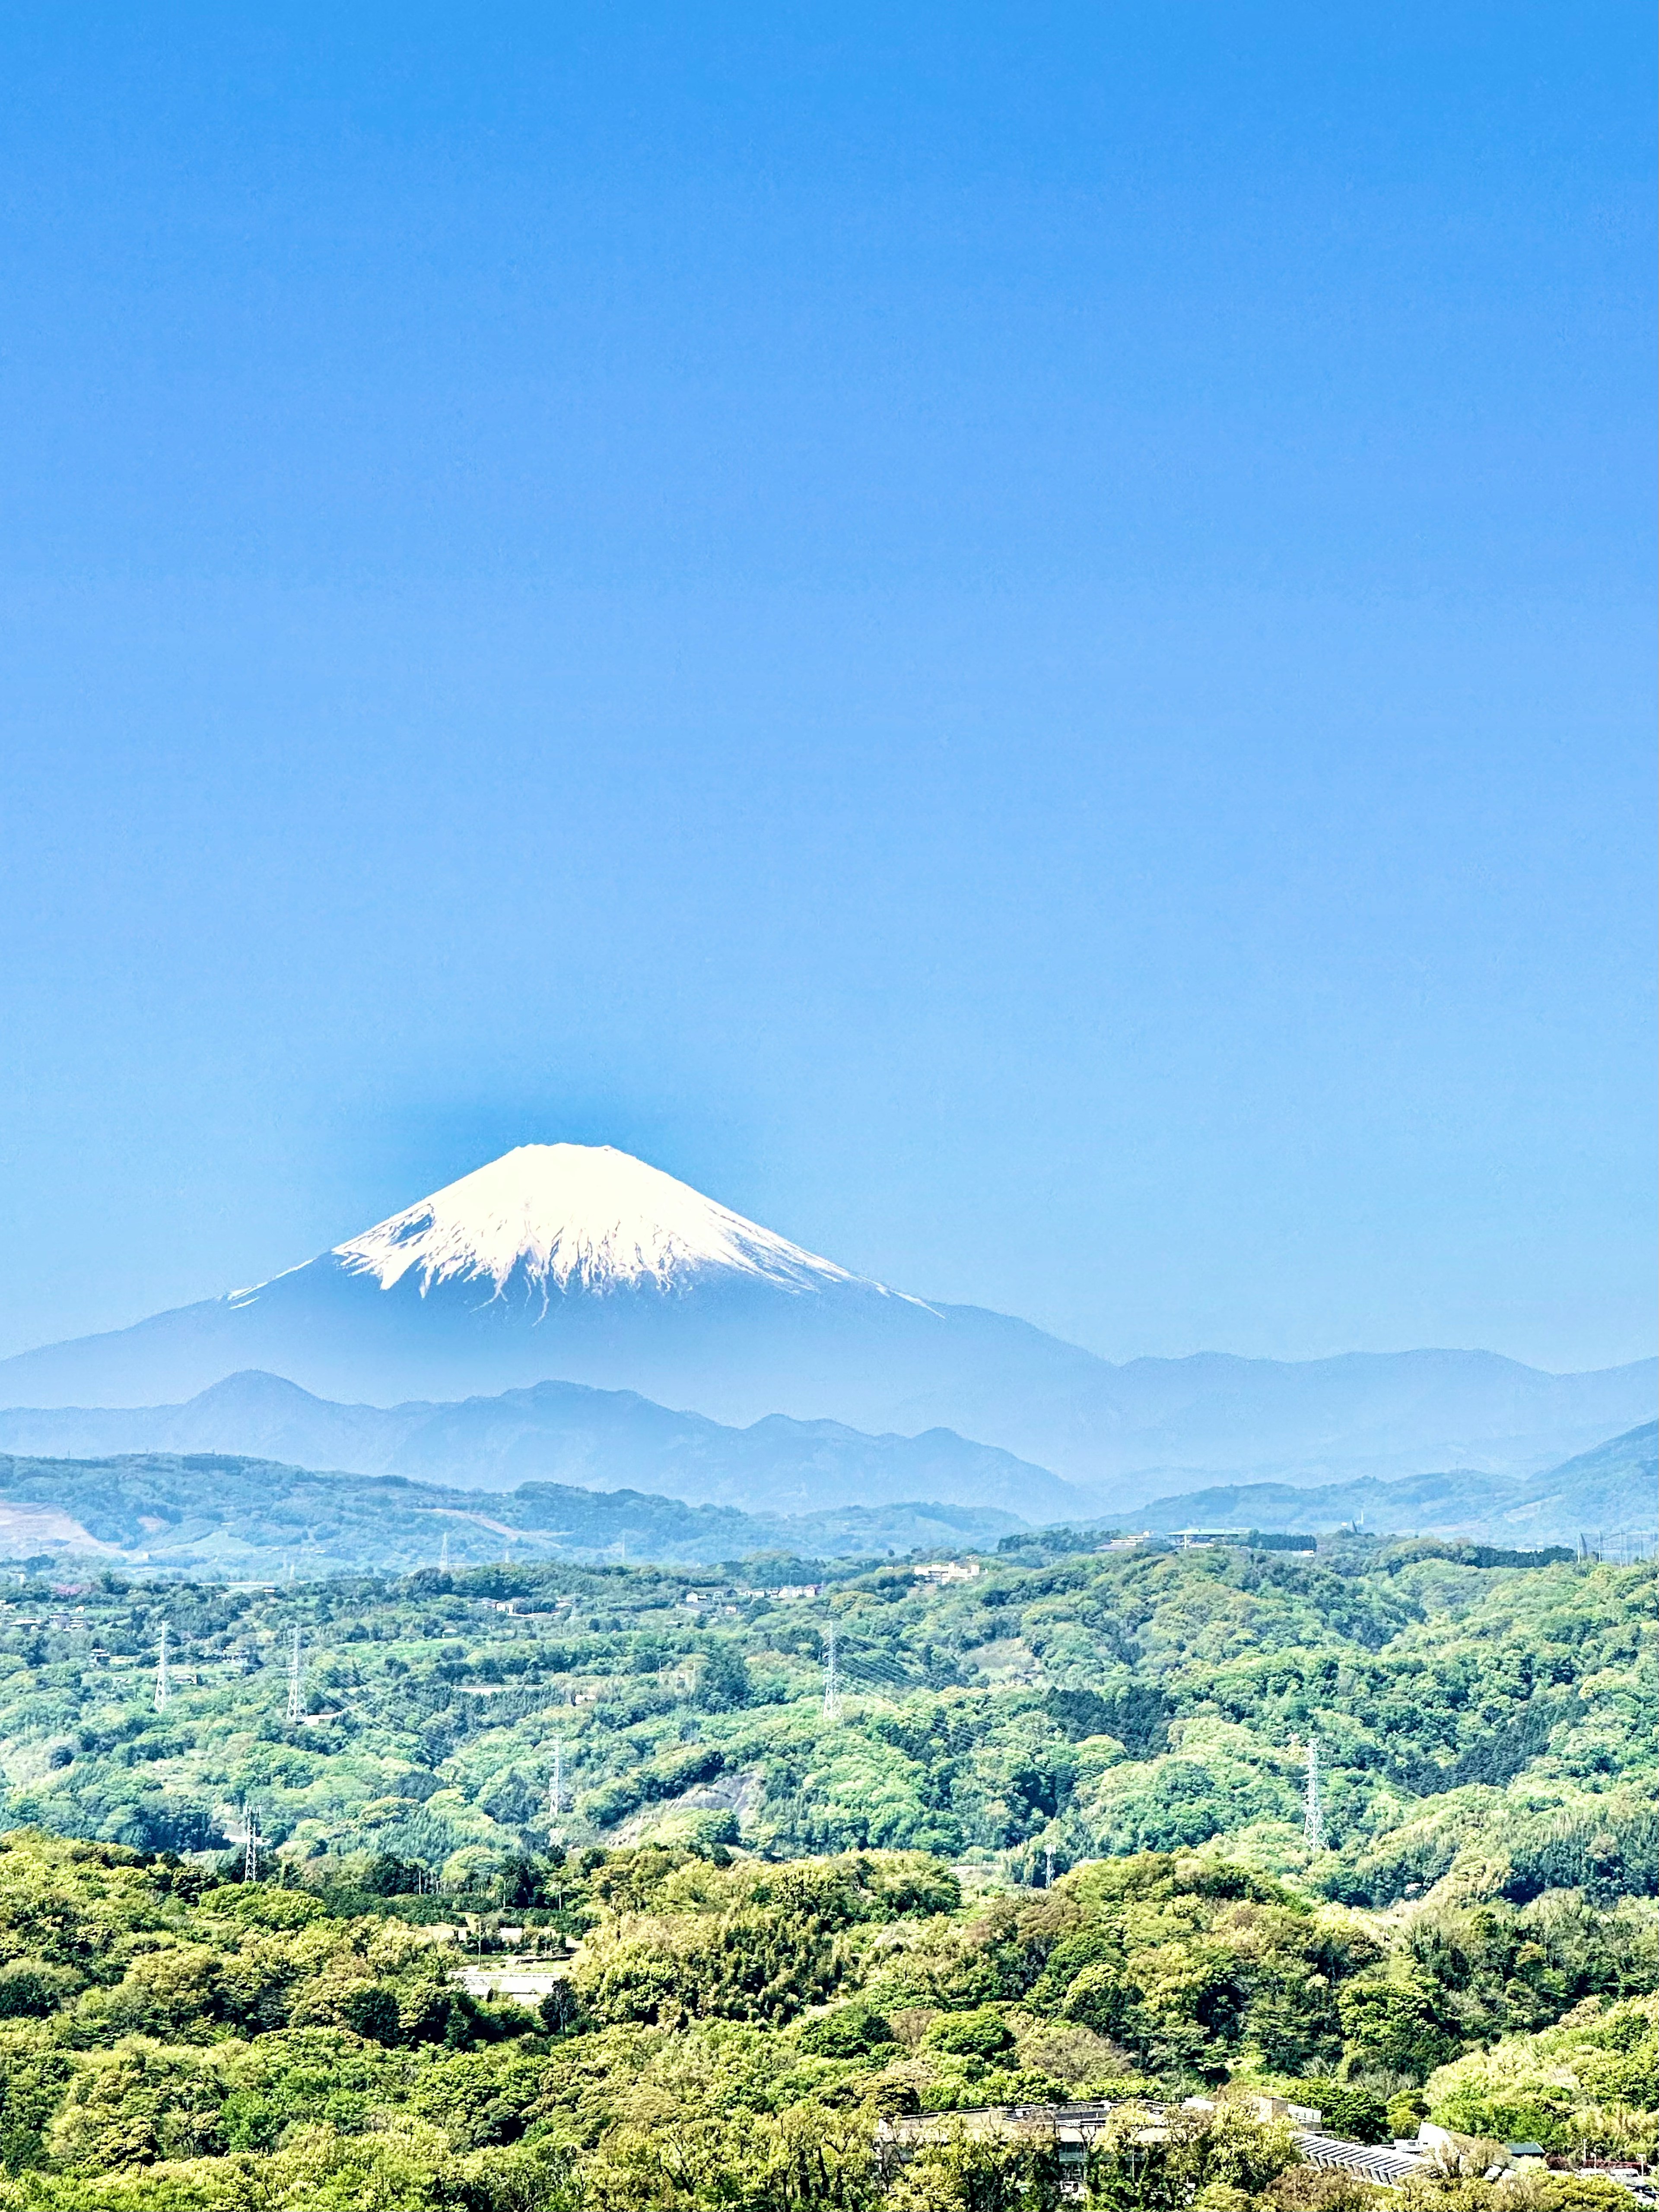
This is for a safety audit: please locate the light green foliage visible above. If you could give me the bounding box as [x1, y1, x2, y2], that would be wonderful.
[1422, 1993, 1659, 2155]
[1081, 2101, 1299, 2212]
[0, 1550, 1650, 1907]
[884, 2127, 1061, 2211]
[1393, 2177, 1646, 2212]
[0, 1546, 1648, 2207]
[0, 1828, 1647, 2209]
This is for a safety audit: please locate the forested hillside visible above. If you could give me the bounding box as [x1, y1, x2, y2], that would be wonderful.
[0, 1540, 1651, 1905]
[0, 1827, 1650, 2209]
[0, 1539, 1649, 2204]
[0, 1447, 1023, 1577]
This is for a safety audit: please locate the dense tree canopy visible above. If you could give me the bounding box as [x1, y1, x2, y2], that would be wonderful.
[0, 1543, 1647, 2205]
[0, 1828, 1644, 2208]
[0, 1545, 1649, 1908]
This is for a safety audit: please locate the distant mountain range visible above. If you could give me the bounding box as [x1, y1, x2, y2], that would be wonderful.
[0, 1423, 1646, 1583]
[0, 1450, 1024, 1578]
[0, 1368, 1084, 1519]
[1, 1145, 1651, 1502]
[1119, 1422, 1658, 1548]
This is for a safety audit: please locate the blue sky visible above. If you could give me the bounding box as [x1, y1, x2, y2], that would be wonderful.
[0, 3, 1653, 1373]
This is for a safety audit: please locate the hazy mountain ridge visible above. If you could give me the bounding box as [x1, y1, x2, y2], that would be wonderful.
[0, 1449, 1023, 1577]
[0, 1368, 1085, 1517]
[1116, 1420, 1659, 1547]
[0, 1145, 1651, 1497]
[0, 1424, 1646, 1581]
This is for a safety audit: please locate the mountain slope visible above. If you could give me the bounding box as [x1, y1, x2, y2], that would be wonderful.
[1115, 1421, 1658, 1545]
[1498, 1419, 1659, 1541]
[1, 1144, 1651, 1497]
[0, 1369, 1086, 1518]
[0, 1450, 1025, 1577]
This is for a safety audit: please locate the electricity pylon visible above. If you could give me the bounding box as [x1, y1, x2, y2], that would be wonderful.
[242, 1804, 261, 1883]
[286, 1625, 302, 1723]
[548, 1740, 564, 1826]
[822, 1622, 842, 1722]
[153, 1623, 171, 1711]
[1303, 1735, 1325, 1852]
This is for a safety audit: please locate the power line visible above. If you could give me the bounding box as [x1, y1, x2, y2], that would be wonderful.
[1303, 1735, 1325, 1853]
[153, 1623, 171, 1711]
[822, 1619, 842, 1722]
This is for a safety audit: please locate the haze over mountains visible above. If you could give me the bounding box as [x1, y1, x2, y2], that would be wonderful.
[0, 1423, 1647, 1584]
[1127, 1422, 1658, 1549]
[0, 1370, 1083, 1519]
[0, 1449, 1027, 1579]
[1, 1145, 1652, 1507]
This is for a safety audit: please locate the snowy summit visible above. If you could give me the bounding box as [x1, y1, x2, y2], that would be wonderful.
[329, 1143, 858, 1301]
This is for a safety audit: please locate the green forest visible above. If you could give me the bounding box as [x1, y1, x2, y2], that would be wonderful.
[0, 1534, 1649, 2206]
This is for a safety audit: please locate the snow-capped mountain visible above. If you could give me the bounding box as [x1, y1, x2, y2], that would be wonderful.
[317, 1144, 862, 1302]
[0, 1143, 1653, 1502]
[0, 1142, 941, 1426]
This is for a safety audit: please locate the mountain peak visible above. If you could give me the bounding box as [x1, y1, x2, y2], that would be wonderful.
[328, 1143, 858, 1301]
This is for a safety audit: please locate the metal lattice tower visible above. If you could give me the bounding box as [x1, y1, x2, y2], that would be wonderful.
[1303, 1736, 1325, 1853]
[822, 1621, 842, 1722]
[153, 1623, 171, 1711]
[242, 1804, 261, 1883]
[439, 1532, 450, 1574]
[549, 1740, 564, 1825]
[286, 1625, 302, 1723]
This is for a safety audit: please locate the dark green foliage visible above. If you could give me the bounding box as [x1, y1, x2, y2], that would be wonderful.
[798, 2004, 894, 2057]
[1398, 1544, 1579, 1571]
[1337, 1977, 1463, 2077]
[340, 1983, 401, 2043]
[1042, 1681, 1170, 1755]
[1290, 2081, 1392, 2143]
[0, 1545, 1649, 1912]
[0, 1969, 56, 2021]
[695, 1642, 752, 1711]
[1504, 1807, 1659, 1905]
[356, 1850, 423, 1897]
[927, 2007, 1014, 2056]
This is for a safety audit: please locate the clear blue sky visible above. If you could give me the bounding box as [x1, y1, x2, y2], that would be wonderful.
[0, 4, 1653, 1374]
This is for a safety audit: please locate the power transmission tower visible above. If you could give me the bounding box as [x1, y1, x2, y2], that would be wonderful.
[1302, 1735, 1325, 1853]
[153, 1623, 171, 1711]
[242, 1804, 261, 1883]
[822, 1621, 842, 1722]
[439, 1532, 450, 1574]
[549, 1740, 564, 1830]
[286, 1625, 302, 1723]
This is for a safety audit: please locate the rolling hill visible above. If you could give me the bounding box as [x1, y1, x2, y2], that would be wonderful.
[0, 1448, 1024, 1577]
[1120, 1420, 1658, 1548]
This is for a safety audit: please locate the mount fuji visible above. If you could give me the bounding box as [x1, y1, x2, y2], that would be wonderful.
[1, 1144, 1652, 1504]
